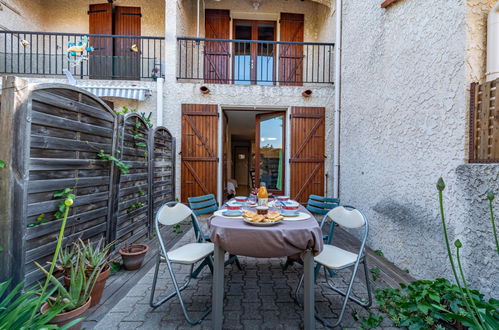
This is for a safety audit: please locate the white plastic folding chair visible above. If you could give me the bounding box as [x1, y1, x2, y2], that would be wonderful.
[149, 202, 214, 325]
[295, 205, 372, 327]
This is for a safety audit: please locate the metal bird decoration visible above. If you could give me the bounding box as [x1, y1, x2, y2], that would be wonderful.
[66, 36, 94, 67]
[130, 44, 139, 52]
[20, 39, 30, 47]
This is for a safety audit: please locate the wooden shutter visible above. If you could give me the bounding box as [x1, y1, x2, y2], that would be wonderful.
[290, 107, 325, 204]
[181, 105, 219, 203]
[114, 6, 141, 80]
[204, 9, 230, 84]
[88, 3, 113, 79]
[279, 13, 304, 86]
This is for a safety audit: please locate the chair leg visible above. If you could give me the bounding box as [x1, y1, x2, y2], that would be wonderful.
[191, 256, 212, 279]
[226, 254, 242, 270]
[150, 258, 211, 325]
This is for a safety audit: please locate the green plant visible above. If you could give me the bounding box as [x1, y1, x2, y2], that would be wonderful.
[78, 237, 113, 274]
[375, 278, 498, 329]
[140, 112, 153, 128]
[97, 150, 131, 174]
[27, 213, 48, 227]
[31, 197, 74, 321]
[0, 160, 5, 168]
[0, 280, 73, 330]
[138, 189, 146, 197]
[173, 224, 183, 235]
[109, 261, 122, 275]
[53, 188, 76, 219]
[373, 249, 384, 257]
[359, 312, 383, 329]
[438, 178, 498, 329]
[370, 267, 380, 282]
[36, 250, 101, 312]
[56, 246, 76, 275]
[127, 201, 144, 213]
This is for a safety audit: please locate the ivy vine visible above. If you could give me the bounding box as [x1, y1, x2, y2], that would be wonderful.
[98, 150, 132, 174]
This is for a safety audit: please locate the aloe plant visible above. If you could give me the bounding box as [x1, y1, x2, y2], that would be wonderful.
[0, 280, 64, 330]
[36, 250, 101, 312]
[78, 237, 113, 275]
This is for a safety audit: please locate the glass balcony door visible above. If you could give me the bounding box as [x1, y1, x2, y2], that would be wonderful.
[255, 112, 285, 195]
[233, 20, 276, 85]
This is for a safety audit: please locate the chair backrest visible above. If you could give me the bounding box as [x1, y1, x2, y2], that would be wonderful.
[156, 202, 193, 226]
[188, 194, 218, 216]
[326, 206, 365, 229]
[306, 195, 340, 215]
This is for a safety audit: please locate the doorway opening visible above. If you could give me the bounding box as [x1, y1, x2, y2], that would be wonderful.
[223, 109, 286, 201]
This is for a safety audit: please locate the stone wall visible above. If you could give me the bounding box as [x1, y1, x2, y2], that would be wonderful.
[340, 0, 498, 296]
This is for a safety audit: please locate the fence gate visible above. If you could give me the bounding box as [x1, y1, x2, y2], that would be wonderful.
[0, 76, 175, 288]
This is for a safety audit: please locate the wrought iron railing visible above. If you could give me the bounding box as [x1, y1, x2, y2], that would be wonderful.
[177, 37, 334, 85]
[0, 31, 164, 80]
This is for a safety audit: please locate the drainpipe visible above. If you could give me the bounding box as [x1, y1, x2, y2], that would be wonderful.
[197, 0, 200, 38]
[333, 0, 342, 199]
[156, 77, 164, 126]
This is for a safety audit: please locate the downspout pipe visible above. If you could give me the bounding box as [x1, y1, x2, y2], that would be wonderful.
[156, 77, 164, 126]
[197, 0, 200, 38]
[333, 0, 342, 198]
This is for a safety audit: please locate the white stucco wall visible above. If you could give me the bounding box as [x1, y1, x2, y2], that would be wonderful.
[162, 83, 335, 202]
[340, 0, 498, 296]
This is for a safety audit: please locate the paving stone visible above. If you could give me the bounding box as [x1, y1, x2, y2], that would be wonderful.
[93, 228, 397, 329]
[117, 321, 143, 330]
[95, 312, 128, 329]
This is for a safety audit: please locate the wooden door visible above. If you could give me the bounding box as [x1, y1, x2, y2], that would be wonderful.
[181, 104, 219, 202]
[204, 9, 230, 84]
[290, 107, 325, 203]
[234, 146, 250, 185]
[255, 112, 286, 195]
[114, 6, 141, 80]
[279, 13, 304, 86]
[88, 3, 113, 79]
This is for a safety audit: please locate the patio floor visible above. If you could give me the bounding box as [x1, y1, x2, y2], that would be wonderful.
[84, 220, 413, 329]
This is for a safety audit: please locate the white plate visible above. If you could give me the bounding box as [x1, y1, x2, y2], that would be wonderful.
[281, 212, 311, 221]
[243, 218, 281, 226]
[214, 210, 244, 219]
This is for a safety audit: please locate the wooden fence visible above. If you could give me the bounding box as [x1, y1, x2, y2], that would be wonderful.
[469, 79, 499, 162]
[0, 77, 175, 287]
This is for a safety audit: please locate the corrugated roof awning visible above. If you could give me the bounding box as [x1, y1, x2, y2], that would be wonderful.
[82, 86, 152, 101]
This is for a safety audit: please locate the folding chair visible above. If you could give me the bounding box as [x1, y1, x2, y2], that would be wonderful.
[283, 195, 340, 272]
[294, 205, 372, 327]
[188, 194, 242, 278]
[149, 202, 214, 325]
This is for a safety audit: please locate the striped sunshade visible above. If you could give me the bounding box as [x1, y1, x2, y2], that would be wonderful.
[82, 86, 152, 101]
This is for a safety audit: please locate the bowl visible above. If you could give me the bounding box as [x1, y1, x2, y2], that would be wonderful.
[226, 204, 242, 210]
[235, 196, 248, 202]
[276, 196, 289, 201]
[281, 200, 300, 210]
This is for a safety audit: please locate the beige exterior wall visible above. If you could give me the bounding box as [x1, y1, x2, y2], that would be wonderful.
[178, 0, 334, 42]
[0, 0, 165, 37]
[0, 0, 46, 31]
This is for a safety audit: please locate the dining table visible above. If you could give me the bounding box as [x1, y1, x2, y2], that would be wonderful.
[208, 202, 324, 330]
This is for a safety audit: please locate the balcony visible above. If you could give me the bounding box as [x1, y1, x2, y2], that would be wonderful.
[177, 37, 335, 85]
[0, 31, 164, 80]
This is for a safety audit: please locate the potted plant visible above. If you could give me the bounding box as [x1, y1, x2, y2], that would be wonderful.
[61, 238, 113, 307]
[36, 251, 101, 330]
[119, 243, 149, 270]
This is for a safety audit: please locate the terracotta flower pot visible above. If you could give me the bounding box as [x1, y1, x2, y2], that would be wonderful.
[64, 265, 110, 307]
[119, 244, 149, 270]
[41, 297, 91, 330]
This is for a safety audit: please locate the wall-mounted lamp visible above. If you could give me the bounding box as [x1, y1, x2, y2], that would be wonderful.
[251, 0, 262, 10]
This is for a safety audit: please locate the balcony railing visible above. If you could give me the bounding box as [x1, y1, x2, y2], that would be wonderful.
[0, 31, 164, 80]
[177, 37, 334, 85]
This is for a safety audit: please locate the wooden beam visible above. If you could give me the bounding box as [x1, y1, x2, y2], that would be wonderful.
[381, 0, 402, 8]
[0, 76, 30, 286]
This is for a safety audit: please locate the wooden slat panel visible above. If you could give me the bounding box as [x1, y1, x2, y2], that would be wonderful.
[181, 104, 218, 202]
[290, 107, 325, 204]
[471, 79, 499, 162]
[114, 114, 150, 244]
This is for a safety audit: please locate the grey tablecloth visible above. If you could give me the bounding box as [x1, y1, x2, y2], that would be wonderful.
[208, 206, 323, 258]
